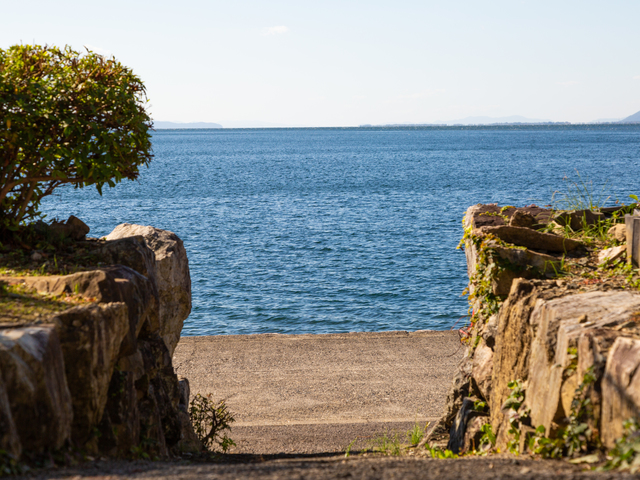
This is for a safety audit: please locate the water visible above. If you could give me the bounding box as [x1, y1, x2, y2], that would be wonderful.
[40, 125, 640, 335]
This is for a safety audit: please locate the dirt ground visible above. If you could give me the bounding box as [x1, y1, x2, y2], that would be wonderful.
[19, 454, 634, 479]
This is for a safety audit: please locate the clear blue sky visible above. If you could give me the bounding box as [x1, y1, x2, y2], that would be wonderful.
[2, 0, 639, 126]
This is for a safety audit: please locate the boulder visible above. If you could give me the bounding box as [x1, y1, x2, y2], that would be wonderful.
[525, 290, 640, 438]
[0, 325, 73, 453]
[608, 224, 626, 243]
[52, 303, 130, 444]
[463, 205, 563, 298]
[99, 236, 158, 287]
[97, 370, 140, 456]
[106, 224, 191, 356]
[465, 204, 553, 229]
[98, 334, 199, 457]
[509, 211, 536, 229]
[35, 215, 90, 241]
[553, 210, 605, 232]
[24, 265, 159, 356]
[597, 245, 626, 264]
[477, 225, 583, 253]
[489, 244, 562, 295]
[471, 341, 493, 401]
[601, 337, 640, 448]
[489, 278, 541, 448]
[0, 374, 21, 460]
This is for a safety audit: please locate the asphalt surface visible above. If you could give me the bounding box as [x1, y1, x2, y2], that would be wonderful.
[173, 330, 464, 454]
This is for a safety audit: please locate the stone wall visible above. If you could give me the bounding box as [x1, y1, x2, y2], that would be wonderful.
[0, 224, 201, 462]
[428, 204, 640, 455]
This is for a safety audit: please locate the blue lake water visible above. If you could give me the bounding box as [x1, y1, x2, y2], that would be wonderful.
[40, 125, 640, 336]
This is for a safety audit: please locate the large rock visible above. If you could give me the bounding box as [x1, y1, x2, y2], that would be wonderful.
[525, 290, 640, 437]
[0, 374, 21, 460]
[477, 225, 583, 253]
[0, 326, 73, 453]
[52, 303, 130, 444]
[601, 337, 640, 448]
[99, 235, 158, 288]
[488, 278, 542, 448]
[465, 204, 553, 229]
[487, 280, 640, 449]
[608, 224, 626, 243]
[471, 341, 493, 401]
[489, 244, 562, 295]
[463, 206, 563, 298]
[24, 265, 159, 356]
[100, 334, 191, 457]
[553, 210, 605, 231]
[106, 224, 191, 356]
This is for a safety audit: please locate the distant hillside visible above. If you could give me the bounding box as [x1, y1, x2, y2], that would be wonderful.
[154, 121, 223, 129]
[619, 110, 640, 123]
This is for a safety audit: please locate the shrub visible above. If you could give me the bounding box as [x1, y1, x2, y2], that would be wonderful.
[0, 44, 152, 235]
[189, 393, 235, 452]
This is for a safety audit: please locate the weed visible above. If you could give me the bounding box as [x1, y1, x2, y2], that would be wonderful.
[479, 423, 496, 450]
[407, 421, 428, 446]
[344, 439, 357, 458]
[528, 366, 597, 459]
[424, 445, 459, 459]
[189, 393, 235, 452]
[370, 430, 403, 456]
[502, 379, 528, 454]
[129, 445, 150, 460]
[0, 450, 22, 476]
[599, 418, 640, 473]
[551, 171, 610, 211]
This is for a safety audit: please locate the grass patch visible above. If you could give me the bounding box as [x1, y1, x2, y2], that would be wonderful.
[0, 281, 92, 323]
[551, 171, 610, 211]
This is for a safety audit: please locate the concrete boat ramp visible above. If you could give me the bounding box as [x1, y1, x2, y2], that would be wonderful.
[173, 330, 463, 455]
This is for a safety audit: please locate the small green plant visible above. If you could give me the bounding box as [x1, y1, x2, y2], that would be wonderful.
[479, 423, 496, 450]
[370, 430, 403, 456]
[424, 445, 458, 459]
[407, 421, 428, 446]
[189, 393, 235, 452]
[529, 366, 597, 459]
[600, 418, 640, 473]
[344, 439, 357, 458]
[502, 379, 528, 454]
[0, 449, 21, 476]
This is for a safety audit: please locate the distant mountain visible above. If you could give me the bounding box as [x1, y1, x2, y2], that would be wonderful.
[438, 115, 551, 125]
[218, 120, 293, 128]
[154, 121, 223, 129]
[591, 118, 623, 124]
[619, 110, 640, 123]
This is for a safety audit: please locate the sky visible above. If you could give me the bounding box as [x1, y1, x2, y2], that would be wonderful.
[2, 0, 640, 127]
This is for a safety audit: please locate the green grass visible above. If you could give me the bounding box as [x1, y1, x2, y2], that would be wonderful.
[0, 281, 91, 323]
[551, 171, 610, 211]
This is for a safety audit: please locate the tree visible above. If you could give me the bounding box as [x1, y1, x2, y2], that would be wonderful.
[0, 44, 153, 234]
